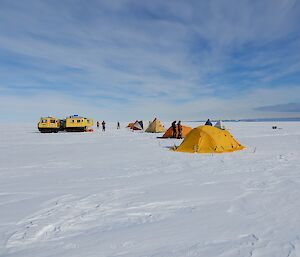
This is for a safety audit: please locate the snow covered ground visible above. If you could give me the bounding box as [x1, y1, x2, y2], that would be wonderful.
[1, 121, 300, 257]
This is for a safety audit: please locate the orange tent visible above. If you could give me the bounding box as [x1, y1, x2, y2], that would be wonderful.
[162, 125, 192, 138]
[126, 123, 134, 129]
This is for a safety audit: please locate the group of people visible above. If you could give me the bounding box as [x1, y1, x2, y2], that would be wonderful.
[171, 120, 183, 139]
[97, 119, 214, 133]
[96, 121, 121, 131]
[96, 121, 106, 131]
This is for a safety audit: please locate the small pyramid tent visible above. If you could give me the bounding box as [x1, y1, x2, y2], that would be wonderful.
[132, 121, 143, 130]
[214, 120, 225, 130]
[175, 125, 244, 153]
[162, 125, 192, 138]
[145, 118, 166, 133]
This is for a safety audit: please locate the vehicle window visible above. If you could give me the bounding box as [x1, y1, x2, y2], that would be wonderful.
[50, 120, 56, 123]
[41, 119, 47, 123]
[71, 120, 75, 123]
[77, 120, 80, 123]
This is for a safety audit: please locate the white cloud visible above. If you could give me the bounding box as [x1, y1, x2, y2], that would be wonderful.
[0, 0, 300, 120]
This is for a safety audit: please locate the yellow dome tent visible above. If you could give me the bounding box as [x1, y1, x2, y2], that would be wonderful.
[145, 118, 166, 133]
[175, 125, 245, 153]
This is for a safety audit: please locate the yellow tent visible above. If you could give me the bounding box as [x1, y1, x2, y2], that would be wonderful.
[145, 118, 166, 133]
[175, 125, 245, 153]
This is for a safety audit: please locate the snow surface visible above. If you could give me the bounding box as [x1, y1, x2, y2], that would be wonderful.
[1, 122, 300, 257]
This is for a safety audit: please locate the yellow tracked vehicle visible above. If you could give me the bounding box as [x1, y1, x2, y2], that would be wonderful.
[38, 117, 61, 133]
[65, 115, 93, 132]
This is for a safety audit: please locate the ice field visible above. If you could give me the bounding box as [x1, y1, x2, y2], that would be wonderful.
[1, 122, 300, 257]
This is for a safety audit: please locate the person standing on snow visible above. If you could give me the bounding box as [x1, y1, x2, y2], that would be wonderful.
[171, 121, 177, 138]
[97, 121, 100, 129]
[117, 122, 120, 129]
[102, 121, 106, 131]
[205, 119, 212, 126]
[177, 121, 183, 139]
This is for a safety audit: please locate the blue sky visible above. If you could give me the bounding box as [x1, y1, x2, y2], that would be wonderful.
[1, 0, 300, 121]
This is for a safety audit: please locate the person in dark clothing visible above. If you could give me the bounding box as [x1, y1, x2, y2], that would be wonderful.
[117, 122, 120, 129]
[102, 121, 106, 131]
[139, 120, 144, 129]
[97, 121, 100, 129]
[177, 121, 183, 139]
[205, 119, 212, 126]
[171, 121, 177, 138]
